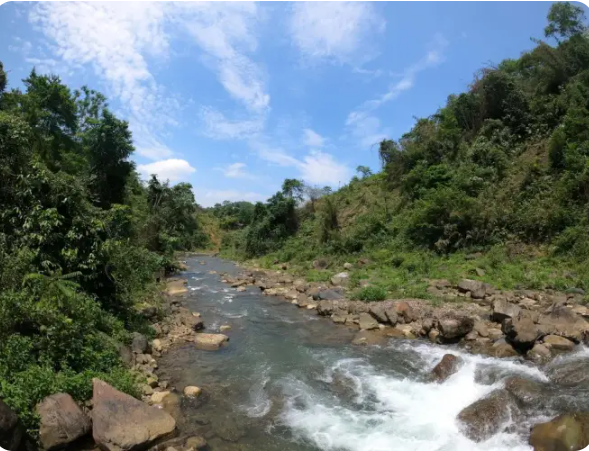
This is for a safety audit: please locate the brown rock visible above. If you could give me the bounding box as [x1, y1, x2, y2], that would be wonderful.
[185, 436, 207, 450]
[457, 389, 518, 442]
[92, 379, 175, 451]
[543, 335, 575, 352]
[458, 279, 484, 293]
[492, 299, 521, 323]
[529, 413, 589, 451]
[37, 393, 91, 450]
[430, 354, 462, 383]
[183, 386, 201, 398]
[312, 259, 329, 270]
[351, 330, 387, 346]
[437, 315, 474, 341]
[473, 321, 489, 337]
[395, 302, 416, 323]
[428, 328, 440, 343]
[492, 342, 519, 358]
[194, 333, 229, 351]
[528, 343, 552, 363]
[166, 279, 188, 296]
[504, 377, 547, 407]
[359, 312, 379, 330]
[502, 312, 540, 352]
[368, 304, 388, 324]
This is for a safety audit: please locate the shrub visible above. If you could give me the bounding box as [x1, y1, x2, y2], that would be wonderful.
[353, 285, 387, 302]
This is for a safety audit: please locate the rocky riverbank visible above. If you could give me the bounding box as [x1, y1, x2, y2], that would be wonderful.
[0, 273, 224, 451]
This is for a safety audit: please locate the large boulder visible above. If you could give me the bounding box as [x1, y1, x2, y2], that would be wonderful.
[165, 279, 188, 296]
[437, 315, 474, 342]
[529, 413, 589, 451]
[430, 354, 462, 383]
[504, 377, 547, 408]
[457, 389, 518, 442]
[0, 399, 24, 451]
[502, 312, 540, 352]
[368, 304, 388, 324]
[37, 393, 91, 450]
[547, 358, 589, 387]
[395, 302, 416, 323]
[543, 335, 575, 352]
[181, 314, 204, 331]
[458, 279, 484, 293]
[492, 299, 521, 323]
[537, 306, 589, 343]
[92, 379, 176, 451]
[194, 333, 229, 351]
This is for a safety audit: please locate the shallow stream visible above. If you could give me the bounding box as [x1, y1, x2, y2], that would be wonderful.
[157, 255, 589, 451]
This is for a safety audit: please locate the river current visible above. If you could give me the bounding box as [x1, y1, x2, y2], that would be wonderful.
[157, 255, 589, 451]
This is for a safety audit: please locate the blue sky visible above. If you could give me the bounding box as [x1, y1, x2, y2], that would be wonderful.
[0, 1, 582, 206]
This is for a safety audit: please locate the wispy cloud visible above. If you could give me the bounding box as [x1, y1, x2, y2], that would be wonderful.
[29, 2, 176, 161]
[347, 34, 448, 127]
[137, 159, 196, 183]
[302, 128, 325, 148]
[215, 162, 257, 180]
[288, 2, 385, 65]
[254, 142, 351, 186]
[199, 107, 264, 140]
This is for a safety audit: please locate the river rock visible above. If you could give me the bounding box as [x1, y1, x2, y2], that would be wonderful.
[504, 377, 547, 408]
[151, 339, 163, 353]
[492, 342, 519, 358]
[457, 389, 518, 442]
[150, 391, 171, 405]
[529, 413, 589, 451]
[313, 289, 344, 301]
[430, 354, 462, 383]
[331, 272, 350, 286]
[473, 321, 489, 338]
[428, 328, 440, 343]
[543, 334, 575, 351]
[547, 358, 589, 387]
[492, 299, 521, 323]
[195, 333, 229, 351]
[37, 393, 91, 450]
[537, 306, 589, 342]
[92, 379, 175, 451]
[527, 343, 552, 363]
[358, 312, 379, 330]
[351, 330, 387, 346]
[502, 312, 540, 352]
[437, 314, 474, 341]
[458, 279, 484, 293]
[368, 304, 388, 324]
[182, 315, 204, 331]
[166, 279, 188, 296]
[0, 399, 25, 451]
[220, 325, 231, 332]
[132, 332, 148, 354]
[293, 279, 308, 292]
[183, 386, 202, 398]
[395, 302, 416, 323]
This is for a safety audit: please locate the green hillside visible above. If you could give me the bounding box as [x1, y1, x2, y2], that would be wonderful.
[215, 3, 589, 300]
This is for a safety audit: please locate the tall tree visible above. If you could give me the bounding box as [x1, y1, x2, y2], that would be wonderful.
[544, 1, 587, 41]
[281, 178, 305, 201]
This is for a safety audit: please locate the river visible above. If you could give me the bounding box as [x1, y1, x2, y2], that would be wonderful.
[157, 255, 589, 451]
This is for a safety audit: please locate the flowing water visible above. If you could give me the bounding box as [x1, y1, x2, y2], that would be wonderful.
[157, 255, 589, 451]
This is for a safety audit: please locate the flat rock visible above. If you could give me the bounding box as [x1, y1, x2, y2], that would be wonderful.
[504, 377, 547, 408]
[166, 279, 188, 296]
[351, 330, 387, 346]
[358, 312, 379, 330]
[543, 335, 575, 351]
[313, 289, 344, 301]
[492, 299, 521, 323]
[437, 314, 474, 342]
[195, 333, 229, 351]
[37, 393, 91, 450]
[92, 379, 176, 451]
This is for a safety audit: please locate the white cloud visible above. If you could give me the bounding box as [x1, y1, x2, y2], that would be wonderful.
[349, 115, 390, 150]
[289, 2, 385, 64]
[175, 3, 269, 112]
[30, 2, 176, 160]
[216, 162, 257, 180]
[137, 159, 196, 183]
[8, 37, 33, 54]
[194, 189, 267, 207]
[253, 142, 350, 187]
[303, 128, 325, 148]
[199, 107, 264, 140]
[347, 34, 448, 128]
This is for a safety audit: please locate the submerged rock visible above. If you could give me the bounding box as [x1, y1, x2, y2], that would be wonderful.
[92, 379, 176, 451]
[351, 330, 387, 346]
[547, 358, 589, 387]
[504, 377, 547, 408]
[430, 354, 462, 383]
[457, 389, 518, 442]
[529, 413, 589, 451]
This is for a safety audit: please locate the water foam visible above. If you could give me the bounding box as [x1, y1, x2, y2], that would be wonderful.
[279, 341, 544, 451]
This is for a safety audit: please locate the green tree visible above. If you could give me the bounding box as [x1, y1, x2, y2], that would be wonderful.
[356, 165, 373, 179]
[545, 1, 587, 42]
[281, 178, 304, 201]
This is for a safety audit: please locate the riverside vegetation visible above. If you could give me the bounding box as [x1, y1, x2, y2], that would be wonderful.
[0, 61, 208, 438]
[215, 3, 589, 304]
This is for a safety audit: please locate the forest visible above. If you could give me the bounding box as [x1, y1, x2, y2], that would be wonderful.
[0, 63, 207, 431]
[215, 2, 589, 300]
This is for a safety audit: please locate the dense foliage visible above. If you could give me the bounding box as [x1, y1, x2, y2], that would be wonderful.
[218, 4, 589, 296]
[0, 64, 206, 432]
